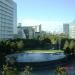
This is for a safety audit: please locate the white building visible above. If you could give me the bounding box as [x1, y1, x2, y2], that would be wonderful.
[17, 23, 43, 39]
[17, 23, 35, 39]
[17, 26, 26, 39]
[69, 20, 75, 39]
[0, 0, 17, 39]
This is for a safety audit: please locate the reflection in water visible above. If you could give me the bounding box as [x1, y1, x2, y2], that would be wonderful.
[6, 53, 66, 62]
[5, 53, 75, 75]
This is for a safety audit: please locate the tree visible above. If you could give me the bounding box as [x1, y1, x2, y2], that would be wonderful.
[50, 35, 58, 49]
[69, 40, 75, 55]
[10, 42, 17, 53]
[63, 40, 69, 50]
[69, 40, 74, 49]
[42, 38, 51, 49]
[24, 66, 32, 75]
[16, 40, 24, 52]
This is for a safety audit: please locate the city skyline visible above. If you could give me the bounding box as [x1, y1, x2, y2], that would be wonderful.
[14, 0, 75, 33]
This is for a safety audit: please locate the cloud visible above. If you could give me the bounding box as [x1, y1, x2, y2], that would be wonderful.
[18, 19, 63, 33]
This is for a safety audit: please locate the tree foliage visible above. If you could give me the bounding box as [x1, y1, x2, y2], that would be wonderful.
[63, 40, 69, 50]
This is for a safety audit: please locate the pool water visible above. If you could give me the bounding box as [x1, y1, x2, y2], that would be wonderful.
[6, 52, 66, 63]
[5, 53, 75, 75]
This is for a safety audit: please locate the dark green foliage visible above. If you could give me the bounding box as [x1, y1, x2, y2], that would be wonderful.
[55, 66, 68, 75]
[2, 64, 18, 75]
[0, 37, 75, 66]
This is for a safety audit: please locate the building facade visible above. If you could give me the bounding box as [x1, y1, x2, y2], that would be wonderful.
[0, 0, 17, 39]
[63, 23, 69, 36]
[17, 23, 43, 39]
[69, 21, 75, 39]
[17, 25, 35, 39]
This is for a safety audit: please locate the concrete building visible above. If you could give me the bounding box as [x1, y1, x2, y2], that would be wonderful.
[17, 23, 35, 39]
[69, 20, 75, 39]
[17, 24, 42, 39]
[39, 24, 42, 32]
[63, 23, 69, 36]
[13, 1, 17, 35]
[17, 26, 26, 39]
[0, 0, 17, 39]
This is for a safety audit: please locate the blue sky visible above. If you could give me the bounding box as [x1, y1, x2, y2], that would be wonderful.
[14, 0, 75, 33]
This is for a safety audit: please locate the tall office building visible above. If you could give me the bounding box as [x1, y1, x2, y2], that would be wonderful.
[39, 24, 42, 32]
[0, 0, 17, 39]
[69, 20, 75, 39]
[63, 24, 69, 36]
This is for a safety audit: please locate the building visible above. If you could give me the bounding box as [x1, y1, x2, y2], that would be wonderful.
[17, 23, 43, 39]
[0, 0, 17, 39]
[63, 23, 69, 36]
[39, 24, 42, 32]
[69, 20, 75, 39]
[17, 24, 43, 39]
[17, 25, 26, 39]
[63, 20, 75, 39]
[13, 1, 17, 35]
[17, 23, 36, 39]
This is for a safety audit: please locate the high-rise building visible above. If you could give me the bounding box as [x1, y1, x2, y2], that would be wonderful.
[69, 20, 75, 39]
[39, 24, 42, 32]
[63, 24, 69, 36]
[0, 0, 17, 39]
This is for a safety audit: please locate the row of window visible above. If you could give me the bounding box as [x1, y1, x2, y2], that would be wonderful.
[0, 25, 13, 31]
[0, 34, 13, 37]
[0, 26, 13, 29]
[0, 7, 13, 16]
[0, 29, 13, 31]
[0, 4, 13, 14]
[0, 13, 13, 21]
[0, 19, 13, 24]
[0, 24, 13, 28]
[0, 11, 13, 19]
[0, 0, 13, 10]
[0, 33, 13, 36]
[0, 32, 13, 35]
[0, 28, 13, 31]
[0, 24, 13, 27]
[0, 17, 13, 23]
[0, 34, 13, 39]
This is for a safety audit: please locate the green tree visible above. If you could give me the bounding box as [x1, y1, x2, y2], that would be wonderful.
[50, 35, 58, 49]
[10, 42, 17, 53]
[16, 40, 24, 52]
[24, 66, 32, 75]
[63, 40, 69, 50]
[69, 40, 75, 55]
[69, 40, 74, 49]
[2, 64, 18, 75]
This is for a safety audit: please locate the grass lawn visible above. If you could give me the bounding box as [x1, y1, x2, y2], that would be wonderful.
[24, 50, 64, 53]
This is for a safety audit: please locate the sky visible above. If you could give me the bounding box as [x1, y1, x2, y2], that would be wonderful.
[13, 0, 75, 33]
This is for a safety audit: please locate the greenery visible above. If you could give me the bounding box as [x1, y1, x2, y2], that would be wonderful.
[2, 64, 18, 75]
[0, 33, 75, 75]
[2, 64, 32, 75]
[24, 66, 32, 75]
[55, 66, 68, 75]
[0, 33, 75, 66]
[25, 50, 63, 53]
